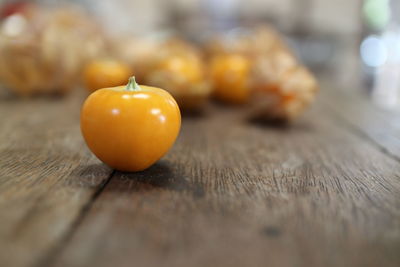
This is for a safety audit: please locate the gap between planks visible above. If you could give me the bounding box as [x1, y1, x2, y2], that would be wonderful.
[320, 86, 400, 163]
[324, 104, 400, 163]
[33, 170, 115, 267]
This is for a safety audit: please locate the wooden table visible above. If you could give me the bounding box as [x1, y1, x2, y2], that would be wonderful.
[1, 82, 399, 267]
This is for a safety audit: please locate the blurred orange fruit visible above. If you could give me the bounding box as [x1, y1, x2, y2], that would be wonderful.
[210, 53, 252, 104]
[83, 59, 133, 93]
[145, 50, 211, 111]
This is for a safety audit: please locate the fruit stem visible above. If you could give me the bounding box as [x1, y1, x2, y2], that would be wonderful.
[125, 76, 141, 91]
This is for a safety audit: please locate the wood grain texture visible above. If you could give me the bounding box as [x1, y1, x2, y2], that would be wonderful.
[322, 83, 400, 161]
[0, 93, 113, 267]
[0, 87, 400, 267]
[53, 91, 400, 267]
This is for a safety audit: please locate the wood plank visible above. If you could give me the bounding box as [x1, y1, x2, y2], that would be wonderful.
[50, 94, 400, 267]
[321, 81, 400, 160]
[0, 92, 113, 267]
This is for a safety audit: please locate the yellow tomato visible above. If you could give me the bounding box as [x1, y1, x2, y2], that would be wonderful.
[83, 59, 133, 93]
[210, 54, 251, 104]
[80, 77, 181, 172]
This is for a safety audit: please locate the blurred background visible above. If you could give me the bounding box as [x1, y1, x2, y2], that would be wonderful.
[1, 0, 400, 110]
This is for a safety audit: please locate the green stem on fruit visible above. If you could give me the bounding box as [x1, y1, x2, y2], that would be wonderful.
[125, 76, 141, 91]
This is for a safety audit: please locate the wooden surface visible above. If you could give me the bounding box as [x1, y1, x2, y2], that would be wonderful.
[0, 83, 399, 267]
